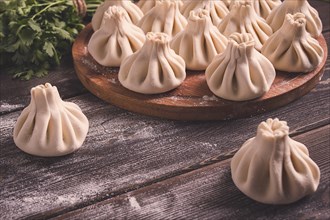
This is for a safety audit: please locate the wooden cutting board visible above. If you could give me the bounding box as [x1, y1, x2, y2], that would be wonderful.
[72, 24, 328, 121]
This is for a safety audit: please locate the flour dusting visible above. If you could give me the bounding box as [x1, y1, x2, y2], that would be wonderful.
[129, 196, 141, 210]
[0, 102, 24, 112]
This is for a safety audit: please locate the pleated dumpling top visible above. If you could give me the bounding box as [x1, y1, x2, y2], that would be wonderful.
[171, 9, 228, 71]
[13, 83, 89, 157]
[206, 32, 275, 101]
[267, 0, 322, 38]
[181, 0, 229, 26]
[137, 0, 183, 14]
[118, 32, 186, 94]
[229, 0, 281, 19]
[137, 0, 187, 38]
[218, 0, 273, 51]
[88, 6, 146, 67]
[231, 118, 320, 204]
[92, 0, 143, 30]
[262, 13, 323, 73]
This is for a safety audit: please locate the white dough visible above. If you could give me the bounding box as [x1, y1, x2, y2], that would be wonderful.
[267, 0, 322, 38]
[137, 0, 183, 14]
[88, 6, 146, 67]
[171, 9, 228, 71]
[229, 0, 281, 19]
[118, 32, 186, 94]
[137, 0, 187, 38]
[262, 13, 323, 73]
[92, 0, 143, 30]
[231, 118, 320, 204]
[181, 0, 229, 26]
[13, 83, 89, 157]
[205, 32, 275, 101]
[218, 0, 273, 51]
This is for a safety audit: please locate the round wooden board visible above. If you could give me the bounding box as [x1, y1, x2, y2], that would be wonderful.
[72, 24, 328, 121]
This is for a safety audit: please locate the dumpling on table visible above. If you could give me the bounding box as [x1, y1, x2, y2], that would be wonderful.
[137, 0, 187, 38]
[231, 118, 320, 204]
[118, 32, 186, 94]
[13, 83, 89, 157]
[218, 0, 273, 51]
[181, 0, 229, 26]
[262, 13, 323, 73]
[171, 9, 228, 71]
[92, 0, 143, 30]
[205, 32, 275, 101]
[267, 0, 322, 38]
[88, 6, 146, 67]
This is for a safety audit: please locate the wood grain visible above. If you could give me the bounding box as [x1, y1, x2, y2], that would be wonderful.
[72, 25, 327, 120]
[1, 70, 329, 219]
[53, 125, 330, 220]
[0, 58, 86, 116]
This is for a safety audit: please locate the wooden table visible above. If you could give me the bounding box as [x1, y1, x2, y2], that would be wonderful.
[1, 1, 329, 219]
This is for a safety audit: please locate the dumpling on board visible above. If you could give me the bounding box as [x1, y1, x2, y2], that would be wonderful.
[231, 118, 320, 204]
[171, 9, 228, 71]
[218, 0, 273, 51]
[13, 83, 89, 157]
[137, 0, 187, 38]
[267, 0, 322, 38]
[229, 0, 281, 20]
[205, 32, 275, 101]
[137, 0, 183, 14]
[262, 13, 323, 73]
[88, 6, 146, 67]
[181, 0, 229, 26]
[92, 0, 143, 30]
[118, 32, 186, 94]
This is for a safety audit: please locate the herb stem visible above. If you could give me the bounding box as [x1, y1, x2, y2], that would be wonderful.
[31, 0, 67, 20]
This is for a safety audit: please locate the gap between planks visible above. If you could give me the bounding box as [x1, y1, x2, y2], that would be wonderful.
[30, 123, 330, 220]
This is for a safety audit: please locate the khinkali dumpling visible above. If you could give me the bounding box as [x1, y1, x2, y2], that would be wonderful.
[88, 6, 146, 67]
[137, 0, 187, 38]
[231, 118, 320, 204]
[222, 0, 232, 8]
[137, 0, 183, 14]
[181, 0, 229, 26]
[261, 13, 323, 73]
[267, 0, 322, 38]
[229, 0, 281, 19]
[92, 0, 143, 30]
[171, 9, 228, 71]
[13, 83, 89, 157]
[218, 0, 273, 51]
[118, 32, 186, 94]
[205, 32, 275, 101]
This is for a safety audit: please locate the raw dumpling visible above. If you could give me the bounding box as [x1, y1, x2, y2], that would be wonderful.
[229, 0, 281, 19]
[181, 0, 229, 26]
[261, 13, 323, 73]
[267, 0, 322, 38]
[137, 0, 183, 14]
[88, 6, 146, 67]
[218, 0, 273, 51]
[92, 0, 143, 30]
[137, 0, 187, 38]
[118, 32, 186, 94]
[221, 0, 232, 8]
[171, 9, 228, 71]
[231, 118, 320, 204]
[13, 83, 89, 157]
[205, 32, 275, 101]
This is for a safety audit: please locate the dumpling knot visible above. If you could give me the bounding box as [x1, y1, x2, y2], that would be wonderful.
[146, 32, 170, 45]
[257, 118, 289, 139]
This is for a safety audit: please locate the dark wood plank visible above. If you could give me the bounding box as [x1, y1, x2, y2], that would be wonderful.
[0, 58, 87, 116]
[72, 24, 327, 120]
[0, 63, 329, 219]
[54, 125, 330, 220]
[310, 0, 330, 32]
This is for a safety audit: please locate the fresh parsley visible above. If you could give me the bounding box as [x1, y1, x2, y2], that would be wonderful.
[0, 0, 102, 80]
